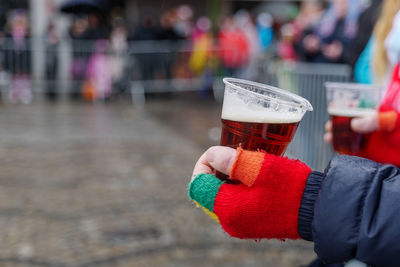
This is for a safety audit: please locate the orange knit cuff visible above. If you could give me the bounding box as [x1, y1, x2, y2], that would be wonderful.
[378, 111, 398, 132]
[229, 148, 266, 187]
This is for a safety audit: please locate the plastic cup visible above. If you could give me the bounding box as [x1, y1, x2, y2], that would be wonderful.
[220, 78, 313, 155]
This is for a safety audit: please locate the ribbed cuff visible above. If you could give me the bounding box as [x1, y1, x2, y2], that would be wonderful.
[298, 171, 324, 241]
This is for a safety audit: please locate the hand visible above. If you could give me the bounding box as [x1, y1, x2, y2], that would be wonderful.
[188, 147, 311, 240]
[191, 146, 237, 181]
[324, 120, 333, 144]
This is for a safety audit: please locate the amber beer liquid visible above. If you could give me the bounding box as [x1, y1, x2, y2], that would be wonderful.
[218, 112, 301, 179]
[220, 119, 300, 155]
[329, 107, 376, 156]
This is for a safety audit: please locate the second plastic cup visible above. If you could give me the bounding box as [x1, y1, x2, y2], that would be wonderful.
[325, 82, 381, 156]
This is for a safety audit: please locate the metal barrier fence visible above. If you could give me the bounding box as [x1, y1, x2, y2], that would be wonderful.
[65, 39, 204, 101]
[0, 38, 217, 102]
[0, 37, 272, 103]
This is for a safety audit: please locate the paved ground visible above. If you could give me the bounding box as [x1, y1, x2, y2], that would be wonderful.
[0, 95, 316, 266]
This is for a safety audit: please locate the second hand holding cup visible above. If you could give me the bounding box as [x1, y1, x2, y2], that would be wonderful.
[325, 82, 381, 156]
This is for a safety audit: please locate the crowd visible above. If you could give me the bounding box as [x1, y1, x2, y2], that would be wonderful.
[279, 0, 399, 86]
[63, 0, 400, 102]
[0, 1, 397, 104]
[67, 5, 275, 101]
[0, 4, 277, 103]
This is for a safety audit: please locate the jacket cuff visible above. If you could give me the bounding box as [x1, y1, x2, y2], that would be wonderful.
[298, 171, 324, 241]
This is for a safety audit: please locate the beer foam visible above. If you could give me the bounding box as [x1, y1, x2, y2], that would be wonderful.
[221, 88, 305, 123]
[222, 106, 303, 123]
[328, 107, 377, 117]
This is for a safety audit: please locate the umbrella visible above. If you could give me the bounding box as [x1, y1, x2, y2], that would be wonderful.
[60, 0, 109, 14]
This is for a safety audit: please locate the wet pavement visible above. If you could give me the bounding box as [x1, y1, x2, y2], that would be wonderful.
[0, 95, 315, 266]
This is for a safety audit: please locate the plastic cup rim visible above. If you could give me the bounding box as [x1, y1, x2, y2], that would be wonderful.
[222, 77, 313, 112]
[324, 82, 382, 91]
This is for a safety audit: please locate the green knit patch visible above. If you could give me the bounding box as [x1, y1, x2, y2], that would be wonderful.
[188, 173, 224, 212]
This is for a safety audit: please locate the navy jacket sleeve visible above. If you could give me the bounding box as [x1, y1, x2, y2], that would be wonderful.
[298, 155, 400, 267]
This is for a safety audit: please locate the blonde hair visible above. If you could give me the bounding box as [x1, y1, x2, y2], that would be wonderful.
[373, 0, 400, 81]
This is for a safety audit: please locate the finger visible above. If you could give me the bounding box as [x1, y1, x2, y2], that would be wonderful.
[206, 146, 237, 176]
[324, 132, 332, 144]
[192, 150, 213, 180]
[351, 116, 378, 134]
[351, 118, 370, 134]
[325, 120, 332, 132]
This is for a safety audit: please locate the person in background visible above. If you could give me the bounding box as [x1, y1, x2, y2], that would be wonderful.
[109, 18, 129, 96]
[157, 9, 183, 83]
[217, 17, 249, 77]
[82, 39, 112, 101]
[296, 0, 364, 63]
[0, 30, 7, 101]
[234, 10, 261, 80]
[188, 146, 400, 267]
[292, 0, 325, 61]
[189, 17, 212, 76]
[292, 1, 325, 41]
[256, 13, 274, 55]
[189, 16, 215, 98]
[80, 13, 109, 99]
[4, 9, 32, 104]
[278, 23, 298, 61]
[69, 16, 88, 100]
[325, 1, 400, 167]
[45, 21, 60, 101]
[371, 0, 400, 84]
[353, 0, 397, 84]
[131, 14, 158, 82]
[174, 5, 194, 40]
[344, 0, 382, 82]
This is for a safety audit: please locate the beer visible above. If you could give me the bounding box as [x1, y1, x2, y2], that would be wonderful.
[220, 117, 300, 155]
[217, 111, 301, 180]
[328, 107, 376, 156]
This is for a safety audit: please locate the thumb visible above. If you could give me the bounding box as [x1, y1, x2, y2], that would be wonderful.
[351, 114, 378, 134]
[206, 146, 237, 175]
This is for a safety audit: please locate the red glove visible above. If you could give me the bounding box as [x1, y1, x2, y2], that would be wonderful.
[188, 147, 311, 239]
